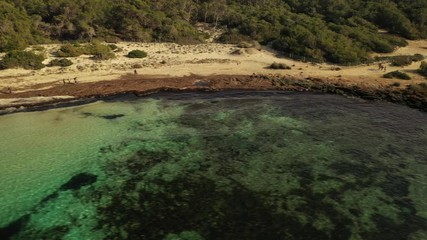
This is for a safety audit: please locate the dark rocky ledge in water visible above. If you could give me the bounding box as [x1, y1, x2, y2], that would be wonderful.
[60, 173, 98, 191]
[269, 76, 427, 112]
[0, 75, 425, 114]
[0, 172, 98, 239]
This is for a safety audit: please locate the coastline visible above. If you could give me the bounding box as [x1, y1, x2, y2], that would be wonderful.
[1, 41, 426, 113]
[0, 74, 425, 114]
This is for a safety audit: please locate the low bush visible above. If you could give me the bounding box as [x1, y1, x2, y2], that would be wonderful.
[390, 56, 414, 66]
[0, 50, 45, 70]
[418, 61, 427, 77]
[108, 44, 118, 51]
[47, 58, 73, 67]
[237, 41, 262, 50]
[391, 82, 401, 87]
[413, 54, 425, 62]
[56, 44, 82, 57]
[269, 62, 291, 70]
[375, 54, 425, 67]
[383, 70, 411, 80]
[56, 42, 116, 60]
[127, 50, 147, 58]
[83, 42, 115, 60]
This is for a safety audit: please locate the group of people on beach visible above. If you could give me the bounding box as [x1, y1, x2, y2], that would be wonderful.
[62, 77, 78, 85]
[378, 63, 387, 72]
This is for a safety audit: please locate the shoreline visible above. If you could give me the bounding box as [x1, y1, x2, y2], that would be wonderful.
[1, 40, 426, 114]
[0, 74, 425, 114]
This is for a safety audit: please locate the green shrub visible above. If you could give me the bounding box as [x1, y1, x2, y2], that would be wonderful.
[237, 41, 262, 50]
[56, 42, 115, 60]
[413, 54, 425, 62]
[391, 82, 401, 87]
[83, 42, 115, 60]
[375, 54, 425, 67]
[108, 44, 118, 51]
[0, 34, 28, 52]
[127, 50, 147, 58]
[390, 56, 413, 67]
[388, 54, 425, 66]
[0, 50, 45, 70]
[83, 42, 109, 55]
[383, 71, 411, 80]
[269, 62, 291, 70]
[0, 2, 37, 52]
[418, 61, 427, 77]
[218, 30, 252, 44]
[47, 58, 73, 67]
[56, 44, 82, 57]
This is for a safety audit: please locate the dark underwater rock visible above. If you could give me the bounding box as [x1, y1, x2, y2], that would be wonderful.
[100, 114, 125, 120]
[40, 191, 59, 204]
[0, 214, 30, 239]
[60, 173, 97, 191]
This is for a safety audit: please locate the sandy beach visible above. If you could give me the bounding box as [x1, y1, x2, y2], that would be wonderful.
[0, 40, 426, 109]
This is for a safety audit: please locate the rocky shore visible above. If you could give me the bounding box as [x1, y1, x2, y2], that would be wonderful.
[0, 74, 425, 114]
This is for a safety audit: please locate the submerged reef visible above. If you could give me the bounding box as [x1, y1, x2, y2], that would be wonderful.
[60, 173, 98, 191]
[2, 93, 427, 240]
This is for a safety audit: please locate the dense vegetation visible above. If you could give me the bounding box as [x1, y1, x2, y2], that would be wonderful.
[0, 51, 45, 70]
[1, 0, 427, 64]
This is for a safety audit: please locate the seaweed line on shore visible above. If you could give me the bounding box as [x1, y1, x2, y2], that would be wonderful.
[0, 74, 426, 115]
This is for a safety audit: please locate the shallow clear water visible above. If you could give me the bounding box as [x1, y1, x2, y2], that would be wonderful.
[0, 92, 426, 240]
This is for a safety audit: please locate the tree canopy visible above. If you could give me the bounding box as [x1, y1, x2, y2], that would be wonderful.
[1, 0, 426, 64]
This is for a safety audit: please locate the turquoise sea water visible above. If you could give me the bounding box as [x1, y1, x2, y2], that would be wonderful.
[0, 92, 426, 240]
